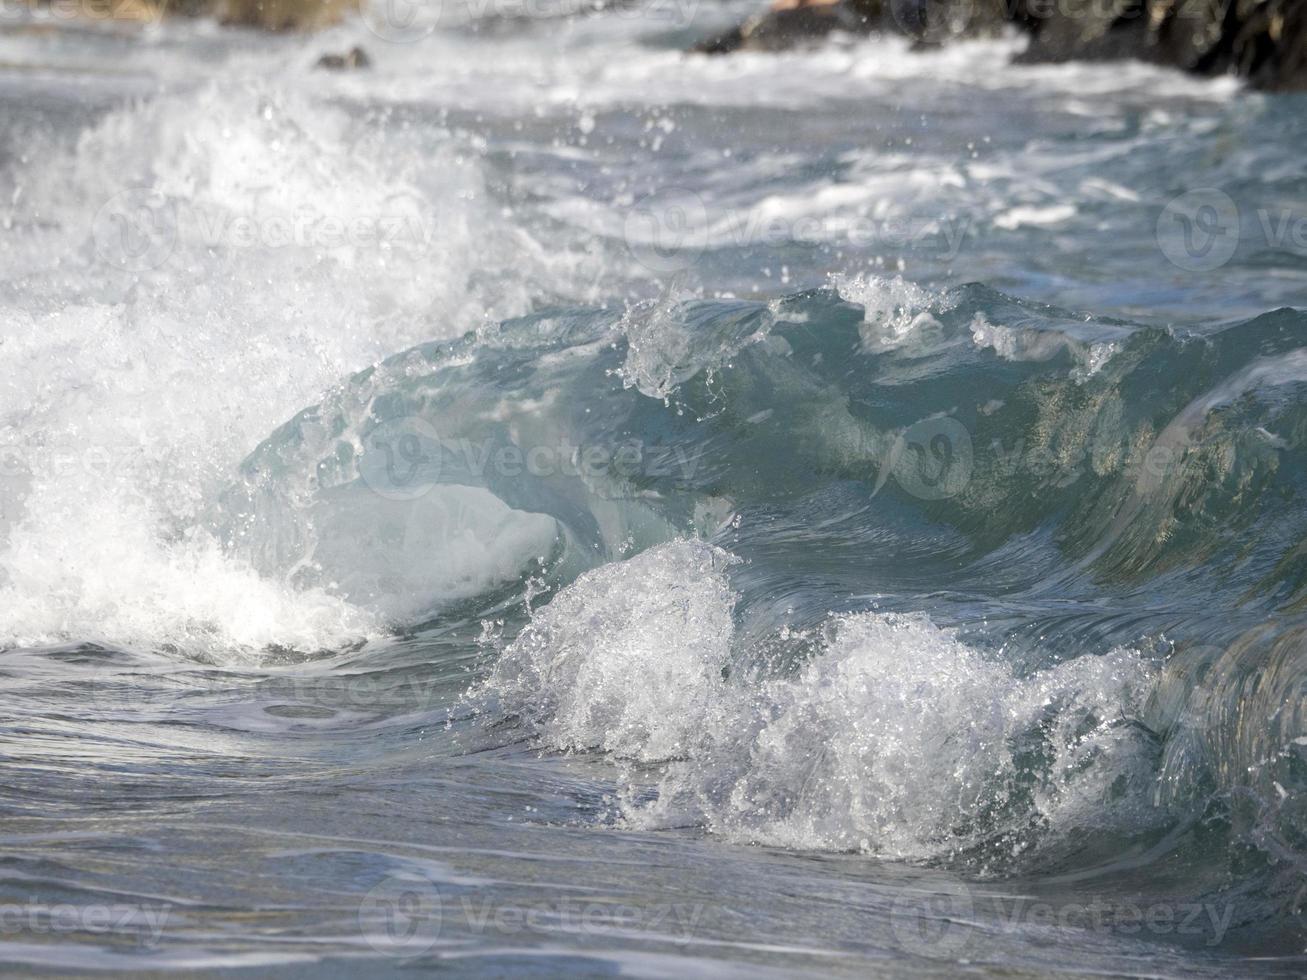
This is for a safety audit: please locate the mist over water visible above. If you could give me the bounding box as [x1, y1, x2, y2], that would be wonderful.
[2, 6, 1307, 976]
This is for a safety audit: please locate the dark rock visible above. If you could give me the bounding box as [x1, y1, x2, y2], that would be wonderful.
[693, 0, 1307, 91]
[693, 0, 1018, 56]
[315, 46, 371, 71]
[891, 0, 1024, 43]
[1018, 0, 1307, 91]
[1014, 2, 1155, 66]
[693, 0, 885, 55]
[1014, 0, 1235, 69]
[1227, 0, 1307, 91]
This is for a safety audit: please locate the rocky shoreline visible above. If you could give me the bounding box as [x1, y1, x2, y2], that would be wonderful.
[12, 0, 1306, 91]
[696, 0, 1307, 92]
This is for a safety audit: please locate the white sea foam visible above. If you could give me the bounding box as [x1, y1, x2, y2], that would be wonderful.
[475, 540, 1160, 859]
[0, 79, 588, 655]
[832, 273, 944, 351]
[969, 312, 1118, 377]
[617, 295, 771, 400]
[993, 203, 1077, 230]
[472, 540, 738, 761]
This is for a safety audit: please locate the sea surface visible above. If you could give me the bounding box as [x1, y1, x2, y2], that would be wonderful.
[2, 5, 1307, 975]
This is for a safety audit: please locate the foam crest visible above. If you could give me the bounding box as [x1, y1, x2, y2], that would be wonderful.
[0, 292, 389, 654]
[0, 78, 582, 655]
[617, 297, 772, 400]
[969, 312, 1118, 377]
[832, 273, 946, 351]
[661, 615, 1159, 861]
[471, 540, 737, 761]
[473, 542, 1160, 861]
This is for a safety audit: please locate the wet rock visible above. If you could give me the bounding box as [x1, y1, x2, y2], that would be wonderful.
[693, 0, 1017, 55]
[1012, 1, 1156, 66]
[693, 0, 1307, 92]
[891, 0, 1023, 44]
[693, 0, 885, 54]
[315, 45, 371, 70]
[1018, 0, 1307, 91]
[1202, 0, 1307, 91]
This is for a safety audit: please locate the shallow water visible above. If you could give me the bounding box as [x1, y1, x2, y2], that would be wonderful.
[2, 6, 1307, 976]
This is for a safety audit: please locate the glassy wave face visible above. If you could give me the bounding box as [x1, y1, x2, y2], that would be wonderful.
[1, 9, 1307, 977]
